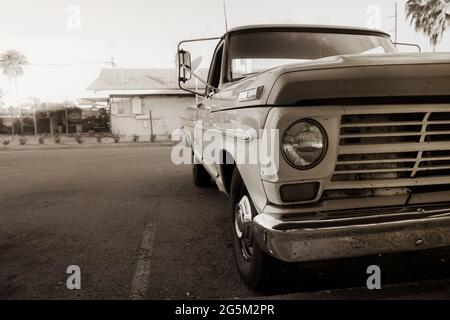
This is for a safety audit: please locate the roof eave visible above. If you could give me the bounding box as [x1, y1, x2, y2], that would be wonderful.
[88, 89, 196, 96]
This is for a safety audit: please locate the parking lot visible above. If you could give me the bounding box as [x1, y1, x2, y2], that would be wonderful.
[1, 145, 450, 299]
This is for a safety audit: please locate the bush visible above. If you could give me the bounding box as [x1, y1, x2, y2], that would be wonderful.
[75, 134, 83, 144]
[38, 135, 45, 144]
[2, 138, 10, 145]
[19, 136, 26, 145]
[112, 134, 120, 143]
[132, 134, 139, 143]
[54, 135, 61, 144]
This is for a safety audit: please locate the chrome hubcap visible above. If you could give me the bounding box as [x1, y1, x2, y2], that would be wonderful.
[234, 195, 254, 260]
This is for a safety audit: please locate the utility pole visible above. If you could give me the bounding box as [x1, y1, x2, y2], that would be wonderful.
[109, 57, 116, 84]
[65, 108, 69, 134]
[33, 108, 37, 135]
[390, 2, 398, 42]
[149, 109, 154, 142]
[394, 2, 398, 42]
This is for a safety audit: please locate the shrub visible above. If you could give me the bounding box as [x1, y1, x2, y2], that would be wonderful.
[54, 135, 61, 144]
[2, 138, 10, 145]
[132, 134, 139, 143]
[75, 134, 83, 144]
[38, 135, 45, 144]
[19, 136, 26, 145]
[112, 134, 120, 143]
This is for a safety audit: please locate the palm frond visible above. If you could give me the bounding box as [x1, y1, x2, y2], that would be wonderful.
[405, 0, 450, 47]
[0, 50, 28, 79]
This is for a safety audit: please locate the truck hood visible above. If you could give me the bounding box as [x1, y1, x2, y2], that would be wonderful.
[263, 52, 450, 105]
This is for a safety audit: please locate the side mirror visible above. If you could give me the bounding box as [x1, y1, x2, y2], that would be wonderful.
[176, 36, 222, 96]
[178, 50, 192, 83]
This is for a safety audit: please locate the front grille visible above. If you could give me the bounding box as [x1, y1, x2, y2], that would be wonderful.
[333, 111, 450, 182]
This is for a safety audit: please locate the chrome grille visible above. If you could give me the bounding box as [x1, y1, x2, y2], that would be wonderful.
[333, 111, 450, 182]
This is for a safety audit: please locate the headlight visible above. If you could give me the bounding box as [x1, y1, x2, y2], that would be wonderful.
[282, 119, 327, 170]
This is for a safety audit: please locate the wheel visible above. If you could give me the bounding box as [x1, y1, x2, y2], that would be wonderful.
[229, 168, 295, 290]
[192, 151, 211, 188]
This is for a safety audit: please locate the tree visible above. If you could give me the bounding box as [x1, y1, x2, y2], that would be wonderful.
[28, 97, 41, 135]
[0, 50, 28, 134]
[0, 87, 4, 107]
[406, 0, 450, 50]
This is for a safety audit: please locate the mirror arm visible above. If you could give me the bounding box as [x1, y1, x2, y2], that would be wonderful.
[178, 64, 219, 97]
[177, 36, 223, 51]
[180, 64, 218, 93]
[394, 42, 422, 52]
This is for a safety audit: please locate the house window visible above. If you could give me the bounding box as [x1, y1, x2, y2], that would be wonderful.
[117, 101, 125, 115]
[132, 98, 142, 115]
[111, 103, 118, 115]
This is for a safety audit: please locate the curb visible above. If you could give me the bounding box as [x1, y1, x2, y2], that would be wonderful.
[0, 142, 177, 152]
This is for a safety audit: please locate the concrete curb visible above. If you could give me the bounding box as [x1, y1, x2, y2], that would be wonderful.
[0, 142, 177, 152]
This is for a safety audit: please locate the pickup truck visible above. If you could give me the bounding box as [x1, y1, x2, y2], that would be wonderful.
[177, 24, 450, 289]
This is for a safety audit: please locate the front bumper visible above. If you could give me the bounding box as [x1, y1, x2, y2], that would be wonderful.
[252, 205, 450, 262]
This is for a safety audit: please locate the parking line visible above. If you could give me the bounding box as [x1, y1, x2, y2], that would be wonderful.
[129, 222, 157, 300]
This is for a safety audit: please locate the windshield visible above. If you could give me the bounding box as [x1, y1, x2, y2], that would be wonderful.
[228, 30, 396, 81]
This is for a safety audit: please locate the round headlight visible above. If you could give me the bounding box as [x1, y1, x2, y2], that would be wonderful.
[282, 119, 327, 170]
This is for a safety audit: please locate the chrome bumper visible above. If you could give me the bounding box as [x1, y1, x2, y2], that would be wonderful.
[252, 205, 450, 262]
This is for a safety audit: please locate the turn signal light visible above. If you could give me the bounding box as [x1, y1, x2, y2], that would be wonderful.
[280, 182, 320, 203]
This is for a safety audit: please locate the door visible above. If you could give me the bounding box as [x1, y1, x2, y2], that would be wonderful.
[195, 41, 224, 178]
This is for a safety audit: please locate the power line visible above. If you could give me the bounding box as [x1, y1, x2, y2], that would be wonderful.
[26, 61, 110, 67]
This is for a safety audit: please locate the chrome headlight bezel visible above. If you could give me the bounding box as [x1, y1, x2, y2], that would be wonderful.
[281, 119, 328, 170]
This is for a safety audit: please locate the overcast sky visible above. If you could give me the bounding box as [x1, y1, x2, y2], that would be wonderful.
[0, 0, 449, 106]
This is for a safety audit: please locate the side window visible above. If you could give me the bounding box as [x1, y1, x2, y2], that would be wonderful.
[207, 43, 224, 94]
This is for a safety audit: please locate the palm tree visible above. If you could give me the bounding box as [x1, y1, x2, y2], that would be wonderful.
[0, 87, 4, 107]
[0, 50, 28, 134]
[406, 0, 450, 50]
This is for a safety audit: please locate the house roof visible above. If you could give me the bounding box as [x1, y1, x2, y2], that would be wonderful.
[87, 68, 208, 94]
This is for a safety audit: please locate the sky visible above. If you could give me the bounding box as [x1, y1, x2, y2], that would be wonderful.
[0, 0, 449, 107]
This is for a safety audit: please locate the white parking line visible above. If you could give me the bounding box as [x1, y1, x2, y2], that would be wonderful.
[129, 222, 157, 300]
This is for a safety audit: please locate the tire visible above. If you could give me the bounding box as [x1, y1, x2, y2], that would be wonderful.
[229, 168, 295, 290]
[192, 151, 211, 188]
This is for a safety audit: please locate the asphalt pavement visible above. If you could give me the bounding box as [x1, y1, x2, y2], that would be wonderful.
[1, 145, 450, 299]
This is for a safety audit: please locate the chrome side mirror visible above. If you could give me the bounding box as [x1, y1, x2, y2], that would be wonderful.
[177, 50, 192, 83]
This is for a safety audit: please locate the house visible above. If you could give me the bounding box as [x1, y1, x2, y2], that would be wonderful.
[87, 68, 207, 141]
